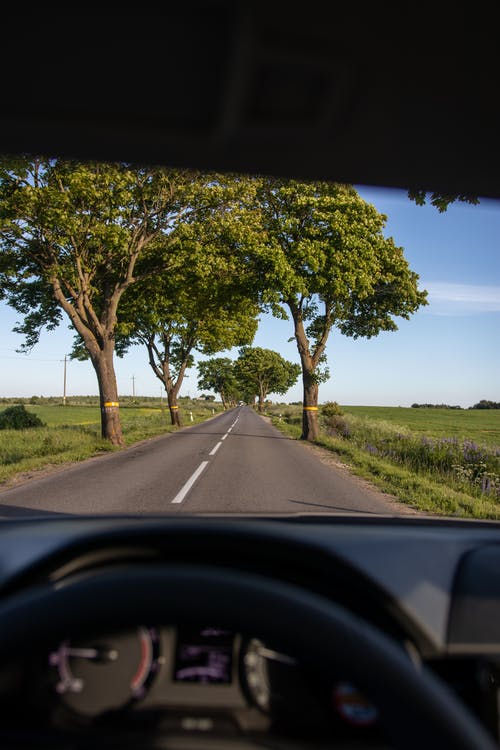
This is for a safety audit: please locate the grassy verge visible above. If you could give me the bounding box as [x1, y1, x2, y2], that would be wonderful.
[267, 405, 500, 520]
[343, 405, 500, 448]
[0, 400, 224, 485]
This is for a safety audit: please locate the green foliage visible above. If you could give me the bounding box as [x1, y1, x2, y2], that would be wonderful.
[0, 160, 258, 441]
[407, 190, 480, 213]
[471, 400, 500, 410]
[0, 160, 200, 349]
[271, 405, 500, 519]
[411, 403, 462, 409]
[254, 179, 427, 334]
[321, 401, 344, 418]
[322, 412, 500, 501]
[321, 401, 347, 435]
[103, 173, 261, 399]
[234, 347, 300, 407]
[247, 179, 427, 435]
[197, 358, 241, 407]
[0, 404, 45, 430]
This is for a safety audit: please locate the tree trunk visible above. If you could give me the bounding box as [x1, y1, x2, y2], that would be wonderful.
[301, 371, 319, 441]
[165, 354, 190, 427]
[167, 390, 181, 427]
[291, 313, 320, 441]
[258, 385, 265, 413]
[92, 348, 124, 446]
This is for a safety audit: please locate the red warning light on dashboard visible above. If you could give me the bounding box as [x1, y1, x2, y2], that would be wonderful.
[333, 682, 379, 726]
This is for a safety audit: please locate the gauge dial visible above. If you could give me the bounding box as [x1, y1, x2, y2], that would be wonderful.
[242, 638, 296, 713]
[48, 626, 160, 717]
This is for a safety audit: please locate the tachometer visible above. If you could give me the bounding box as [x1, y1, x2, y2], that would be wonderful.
[241, 638, 296, 713]
[48, 626, 161, 718]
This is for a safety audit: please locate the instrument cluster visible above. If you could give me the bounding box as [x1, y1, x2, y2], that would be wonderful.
[27, 624, 382, 741]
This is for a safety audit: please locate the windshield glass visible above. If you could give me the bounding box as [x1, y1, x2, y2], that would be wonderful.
[0, 161, 499, 519]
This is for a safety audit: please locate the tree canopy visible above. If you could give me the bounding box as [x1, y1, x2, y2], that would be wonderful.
[110, 178, 260, 425]
[234, 347, 300, 412]
[0, 160, 259, 442]
[197, 358, 241, 409]
[407, 190, 480, 213]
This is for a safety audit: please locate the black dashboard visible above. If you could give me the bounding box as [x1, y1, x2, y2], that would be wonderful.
[0, 515, 500, 748]
[12, 623, 382, 747]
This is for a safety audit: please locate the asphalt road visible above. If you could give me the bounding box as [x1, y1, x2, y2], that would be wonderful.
[0, 407, 398, 517]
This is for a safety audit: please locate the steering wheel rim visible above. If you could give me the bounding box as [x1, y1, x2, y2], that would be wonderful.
[0, 563, 495, 749]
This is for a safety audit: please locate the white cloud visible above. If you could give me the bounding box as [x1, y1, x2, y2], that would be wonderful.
[422, 282, 500, 315]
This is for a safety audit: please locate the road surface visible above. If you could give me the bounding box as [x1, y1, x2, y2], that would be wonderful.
[0, 407, 401, 517]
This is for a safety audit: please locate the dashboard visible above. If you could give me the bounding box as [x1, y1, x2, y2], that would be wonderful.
[0, 515, 500, 749]
[13, 623, 383, 745]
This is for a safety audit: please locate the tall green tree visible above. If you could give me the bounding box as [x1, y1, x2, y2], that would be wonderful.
[0, 158, 228, 444]
[254, 179, 428, 441]
[116, 179, 260, 426]
[197, 358, 240, 409]
[121, 288, 257, 425]
[234, 347, 300, 413]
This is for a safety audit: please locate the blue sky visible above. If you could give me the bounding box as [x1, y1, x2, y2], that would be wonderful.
[1, 186, 499, 407]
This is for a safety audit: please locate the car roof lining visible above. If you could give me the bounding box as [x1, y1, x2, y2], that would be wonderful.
[0, 6, 498, 199]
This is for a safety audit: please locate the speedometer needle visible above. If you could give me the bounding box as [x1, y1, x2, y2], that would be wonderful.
[62, 646, 118, 661]
[256, 646, 296, 665]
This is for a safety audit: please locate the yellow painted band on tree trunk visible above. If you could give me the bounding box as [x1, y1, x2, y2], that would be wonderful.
[303, 406, 319, 411]
[104, 402, 119, 407]
[170, 406, 179, 409]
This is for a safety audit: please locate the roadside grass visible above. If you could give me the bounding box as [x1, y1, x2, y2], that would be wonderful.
[0, 400, 224, 485]
[343, 405, 500, 448]
[266, 404, 500, 520]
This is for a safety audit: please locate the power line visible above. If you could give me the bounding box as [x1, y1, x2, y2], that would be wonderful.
[0, 355, 65, 362]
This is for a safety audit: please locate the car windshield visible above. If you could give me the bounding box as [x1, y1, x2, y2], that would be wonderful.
[0, 161, 499, 520]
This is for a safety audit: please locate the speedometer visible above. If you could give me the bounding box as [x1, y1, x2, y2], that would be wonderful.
[48, 626, 161, 718]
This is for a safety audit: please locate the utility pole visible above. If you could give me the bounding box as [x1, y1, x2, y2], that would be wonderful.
[62, 355, 67, 406]
[131, 375, 136, 399]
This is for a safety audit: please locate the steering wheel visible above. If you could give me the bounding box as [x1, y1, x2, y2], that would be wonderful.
[0, 563, 495, 749]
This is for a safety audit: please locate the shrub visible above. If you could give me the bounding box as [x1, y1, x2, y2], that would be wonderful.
[324, 414, 350, 438]
[321, 401, 344, 418]
[0, 405, 45, 430]
[321, 401, 348, 435]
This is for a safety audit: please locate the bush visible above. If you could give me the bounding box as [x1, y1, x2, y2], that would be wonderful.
[0, 405, 45, 430]
[321, 402, 347, 434]
[321, 401, 344, 418]
[324, 414, 350, 438]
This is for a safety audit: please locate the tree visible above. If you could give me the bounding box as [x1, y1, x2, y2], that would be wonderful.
[470, 400, 500, 410]
[116, 178, 260, 426]
[197, 358, 240, 409]
[234, 347, 300, 412]
[0, 159, 234, 444]
[254, 179, 428, 441]
[122, 291, 257, 425]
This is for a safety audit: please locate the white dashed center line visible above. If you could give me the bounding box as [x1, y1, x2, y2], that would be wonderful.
[171, 461, 209, 504]
[209, 442, 222, 456]
[171, 414, 239, 504]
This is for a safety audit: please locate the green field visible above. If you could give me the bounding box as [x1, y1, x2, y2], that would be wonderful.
[341, 406, 500, 448]
[267, 403, 500, 519]
[0, 400, 223, 485]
